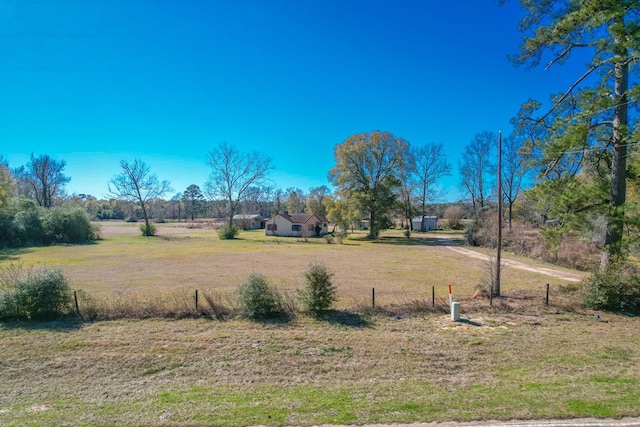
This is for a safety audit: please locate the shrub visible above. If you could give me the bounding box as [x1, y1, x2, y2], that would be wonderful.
[476, 255, 498, 296]
[42, 204, 100, 243]
[444, 205, 465, 230]
[0, 265, 73, 320]
[217, 224, 239, 240]
[464, 222, 480, 246]
[464, 218, 498, 248]
[139, 222, 157, 236]
[12, 205, 43, 246]
[1, 200, 100, 247]
[582, 261, 640, 313]
[236, 274, 282, 319]
[298, 262, 337, 316]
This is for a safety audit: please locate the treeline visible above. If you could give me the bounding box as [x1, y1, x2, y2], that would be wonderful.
[71, 191, 474, 225]
[0, 149, 473, 248]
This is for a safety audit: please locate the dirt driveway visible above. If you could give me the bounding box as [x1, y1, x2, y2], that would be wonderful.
[430, 235, 586, 283]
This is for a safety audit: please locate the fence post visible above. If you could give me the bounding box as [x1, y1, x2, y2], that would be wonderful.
[372, 288, 375, 308]
[545, 283, 550, 306]
[195, 289, 199, 312]
[73, 291, 80, 316]
[432, 285, 435, 308]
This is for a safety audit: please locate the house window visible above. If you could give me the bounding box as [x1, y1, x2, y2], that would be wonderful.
[292, 224, 301, 232]
[308, 224, 315, 231]
[267, 224, 277, 231]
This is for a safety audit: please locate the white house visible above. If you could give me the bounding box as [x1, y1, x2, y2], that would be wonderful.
[232, 214, 267, 230]
[411, 216, 438, 231]
[265, 213, 329, 237]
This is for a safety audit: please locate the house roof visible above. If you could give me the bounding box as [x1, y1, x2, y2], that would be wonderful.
[274, 212, 328, 224]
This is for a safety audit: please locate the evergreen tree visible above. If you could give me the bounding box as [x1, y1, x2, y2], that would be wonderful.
[509, 0, 639, 267]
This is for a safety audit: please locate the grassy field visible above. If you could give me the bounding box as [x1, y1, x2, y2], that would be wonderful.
[1, 222, 638, 426]
[0, 221, 582, 305]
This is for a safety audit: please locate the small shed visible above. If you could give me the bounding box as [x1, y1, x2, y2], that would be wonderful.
[412, 216, 438, 231]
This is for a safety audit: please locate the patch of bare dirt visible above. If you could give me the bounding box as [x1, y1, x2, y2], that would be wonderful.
[431, 236, 586, 282]
[446, 246, 585, 282]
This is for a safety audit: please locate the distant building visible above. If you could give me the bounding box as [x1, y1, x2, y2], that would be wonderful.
[411, 216, 438, 231]
[265, 212, 329, 237]
[232, 214, 267, 230]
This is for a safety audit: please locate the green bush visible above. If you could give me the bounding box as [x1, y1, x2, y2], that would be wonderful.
[12, 204, 43, 246]
[464, 222, 480, 246]
[217, 224, 239, 240]
[140, 222, 157, 236]
[236, 273, 282, 319]
[582, 261, 640, 313]
[0, 265, 73, 320]
[42, 204, 100, 243]
[298, 262, 337, 316]
[1, 199, 100, 247]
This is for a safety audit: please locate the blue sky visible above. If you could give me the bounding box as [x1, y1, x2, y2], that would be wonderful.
[2, 0, 589, 201]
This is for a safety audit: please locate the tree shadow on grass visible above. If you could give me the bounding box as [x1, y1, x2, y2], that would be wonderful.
[0, 316, 84, 332]
[315, 310, 373, 328]
[0, 241, 98, 261]
[0, 248, 34, 261]
[246, 312, 295, 325]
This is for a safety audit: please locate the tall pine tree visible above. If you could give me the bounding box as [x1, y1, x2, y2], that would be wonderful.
[509, 0, 639, 267]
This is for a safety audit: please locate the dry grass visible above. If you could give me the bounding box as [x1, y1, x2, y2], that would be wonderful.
[503, 223, 602, 271]
[3, 222, 637, 425]
[1, 310, 639, 425]
[0, 222, 576, 310]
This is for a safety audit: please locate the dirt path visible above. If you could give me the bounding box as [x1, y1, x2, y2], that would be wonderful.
[434, 237, 585, 283]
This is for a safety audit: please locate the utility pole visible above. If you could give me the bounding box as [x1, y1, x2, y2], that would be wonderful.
[495, 130, 502, 298]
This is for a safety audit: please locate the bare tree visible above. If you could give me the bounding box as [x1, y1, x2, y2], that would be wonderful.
[410, 142, 451, 230]
[14, 153, 70, 208]
[108, 159, 172, 236]
[397, 171, 418, 230]
[205, 142, 273, 227]
[459, 132, 497, 222]
[444, 204, 464, 230]
[502, 133, 529, 230]
[272, 188, 285, 215]
[243, 185, 276, 217]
